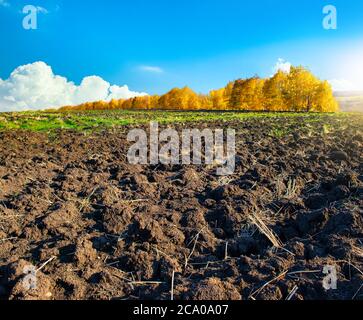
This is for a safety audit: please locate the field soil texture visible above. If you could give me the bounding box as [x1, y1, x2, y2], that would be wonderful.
[0, 113, 362, 300]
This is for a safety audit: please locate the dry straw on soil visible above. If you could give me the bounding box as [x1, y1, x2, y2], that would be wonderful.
[248, 211, 283, 248]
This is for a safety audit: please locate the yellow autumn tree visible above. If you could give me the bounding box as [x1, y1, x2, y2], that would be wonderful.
[224, 81, 234, 101]
[198, 94, 213, 110]
[128, 95, 160, 110]
[229, 77, 265, 110]
[149, 95, 160, 109]
[284, 66, 321, 112]
[263, 70, 288, 111]
[131, 96, 148, 110]
[209, 88, 228, 110]
[109, 99, 122, 109]
[313, 81, 339, 112]
[229, 80, 246, 110]
[58, 66, 338, 113]
[158, 87, 201, 110]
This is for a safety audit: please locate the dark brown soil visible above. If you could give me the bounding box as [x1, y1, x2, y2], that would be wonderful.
[0, 115, 362, 300]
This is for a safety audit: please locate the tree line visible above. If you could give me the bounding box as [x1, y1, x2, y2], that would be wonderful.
[58, 66, 339, 113]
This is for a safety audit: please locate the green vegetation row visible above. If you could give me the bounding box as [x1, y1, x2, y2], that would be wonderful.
[0, 110, 354, 132]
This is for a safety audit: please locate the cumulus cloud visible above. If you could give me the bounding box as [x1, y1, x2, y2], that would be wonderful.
[0, 62, 147, 112]
[139, 65, 164, 73]
[273, 58, 291, 74]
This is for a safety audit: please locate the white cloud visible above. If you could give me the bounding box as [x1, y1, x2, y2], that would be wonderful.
[108, 84, 146, 100]
[0, 61, 147, 112]
[139, 65, 164, 73]
[273, 58, 291, 74]
[36, 6, 49, 14]
[0, 0, 9, 7]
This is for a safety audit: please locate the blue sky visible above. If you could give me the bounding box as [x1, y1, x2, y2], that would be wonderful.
[0, 0, 363, 110]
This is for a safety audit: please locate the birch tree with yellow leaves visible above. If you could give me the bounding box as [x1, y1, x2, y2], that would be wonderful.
[263, 70, 288, 111]
[59, 65, 339, 113]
